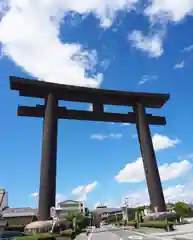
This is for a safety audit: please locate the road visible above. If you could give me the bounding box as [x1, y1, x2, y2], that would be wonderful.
[76, 225, 162, 240]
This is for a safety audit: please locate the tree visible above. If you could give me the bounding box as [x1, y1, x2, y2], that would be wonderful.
[173, 202, 192, 217]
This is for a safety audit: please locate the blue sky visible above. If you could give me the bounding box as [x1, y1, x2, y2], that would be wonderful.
[1, 0, 193, 209]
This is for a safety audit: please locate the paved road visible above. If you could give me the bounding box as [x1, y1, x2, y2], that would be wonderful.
[76, 225, 163, 240]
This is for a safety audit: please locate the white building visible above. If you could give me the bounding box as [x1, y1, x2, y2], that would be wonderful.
[55, 200, 85, 218]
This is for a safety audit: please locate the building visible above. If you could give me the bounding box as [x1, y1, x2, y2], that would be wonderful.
[55, 200, 85, 218]
[1, 208, 37, 225]
[0, 189, 37, 226]
[0, 189, 85, 224]
[96, 205, 107, 209]
[92, 207, 123, 219]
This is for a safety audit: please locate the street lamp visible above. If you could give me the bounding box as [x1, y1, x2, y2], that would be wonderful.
[123, 197, 129, 223]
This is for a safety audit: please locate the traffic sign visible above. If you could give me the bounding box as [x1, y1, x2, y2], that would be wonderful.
[50, 206, 55, 218]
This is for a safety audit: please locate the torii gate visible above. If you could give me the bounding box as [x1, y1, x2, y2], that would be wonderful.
[9, 76, 169, 220]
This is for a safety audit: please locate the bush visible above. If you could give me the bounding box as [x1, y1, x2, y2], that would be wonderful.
[5, 225, 25, 232]
[60, 229, 73, 237]
[76, 216, 90, 230]
[127, 220, 137, 227]
[140, 221, 174, 231]
[16, 233, 57, 240]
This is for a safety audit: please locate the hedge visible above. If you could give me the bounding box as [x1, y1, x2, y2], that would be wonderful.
[127, 221, 137, 227]
[125, 220, 174, 231]
[5, 225, 25, 232]
[140, 221, 174, 231]
[16, 233, 58, 240]
[16, 230, 78, 240]
[60, 229, 73, 237]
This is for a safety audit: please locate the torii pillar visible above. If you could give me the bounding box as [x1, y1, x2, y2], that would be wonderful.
[38, 93, 58, 220]
[134, 102, 166, 212]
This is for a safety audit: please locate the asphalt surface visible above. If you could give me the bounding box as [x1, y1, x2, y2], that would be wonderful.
[76, 225, 162, 240]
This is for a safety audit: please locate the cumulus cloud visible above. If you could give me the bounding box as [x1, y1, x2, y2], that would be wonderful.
[31, 192, 38, 198]
[116, 158, 191, 183]
[174, 60, 185, 69]
[121, 123, 130, 126]
[0, 0, 139, 88]
[93, 200, 119, 209]
[128, 30, 164, 57]
[124, 184, 193, 207]
[183, 45, 193, 52]
[145, 0, 193, 23]
[152, 134, 181, 152]
[90, 133, 122, 140]
[132, 1, 193, 57]
[115, 134, 187, 183]
[72, 181, 98, 201]
[139, 75, 158, 85]
[31, 192, 66, 203]
[0, 1, 104, 87]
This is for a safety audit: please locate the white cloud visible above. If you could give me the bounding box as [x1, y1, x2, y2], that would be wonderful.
[31, 192, 65, 203]
[93, 200, 119, 209]
[144, 0, 193, 23]
[100, 59, 110, 71]
[174, 60, 185, 69]
[116, 158, 192, 183]
[116, 157, 144, 182]
[56, 194, 66, 203]
[179, 153, 193, 160]
[183, 45, 193, 52]
[31, 192, 38, 198]
[90, 134, 108, 140]
[90, 133, 122, 140]
[129, 30, 164, 57]
[121, 123, 130, 126]
[0, 0, 139, 87]
[88, 104, 108, 111]
[88, 104, 93, 111]
[115, 134, 186, 183]
[152, 133, 181, 152]
[139, 75, 158, 85]
[124, 184, 193, 207]
[109, 133, 122, 138]
[159, 160, 192, 181]
[72, 181, 98, 202]
[0, 2, 103, 88]
[132, 134, 137, 139]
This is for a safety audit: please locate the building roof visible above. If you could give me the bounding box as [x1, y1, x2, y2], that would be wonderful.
[92, 207, 122, 214]
[57, 200, 82, 205]
[1, 207, 37, 217]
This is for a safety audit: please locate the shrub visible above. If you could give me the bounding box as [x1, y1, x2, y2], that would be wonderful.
[140, 220, 174, 231]
[5, 225, 25, 232]
[127, 220, 137, 227]
[76, 216, 90, 230]
[16, 233, 57, 240]
[60, 229, 73, 237]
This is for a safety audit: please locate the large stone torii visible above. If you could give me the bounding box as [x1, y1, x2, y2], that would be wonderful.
[9, 76, 170, 220]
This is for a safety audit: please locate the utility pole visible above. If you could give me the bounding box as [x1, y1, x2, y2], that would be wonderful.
[124, 197, 129, 223]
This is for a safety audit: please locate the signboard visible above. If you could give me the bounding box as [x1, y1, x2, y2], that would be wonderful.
[50, 206, 56, 218]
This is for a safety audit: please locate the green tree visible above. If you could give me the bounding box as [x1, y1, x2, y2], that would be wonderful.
[173, 202, 192, 217]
